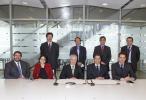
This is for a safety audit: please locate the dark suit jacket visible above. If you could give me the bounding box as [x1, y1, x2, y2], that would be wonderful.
[40, 42, 59, 69]
[111, 62, 136, 80]
[59, 64, 84, 79]
[121, 45, 140, 72]
[70, 46, 87, 65]
[87, 63, 109, 79]
[93, 45, 111, 66]
[4, 60, 30, 79]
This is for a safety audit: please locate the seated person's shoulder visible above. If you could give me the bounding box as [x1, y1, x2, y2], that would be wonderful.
[21, 60, 29, 67]
[45, 63, 52, 67]
[87, 63, 93, 67]
[125, 63, 132, 68]
[101, 64, 108, 68]
[111, 62, 118, 67]
[62, 64, 69, 68]
[5, 61, 13, 67]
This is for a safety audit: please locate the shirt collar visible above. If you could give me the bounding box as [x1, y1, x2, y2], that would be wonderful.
[14, 60, 20, 65]
[48, 42, 52, 45]
[95, 64, 100, 67]
[70, 64, 75, 69]
[127, 45, 132, 49]
[119, 63, 124, 68]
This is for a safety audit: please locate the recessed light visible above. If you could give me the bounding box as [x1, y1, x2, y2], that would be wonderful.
[22, 1, 28, 5]
[140, 4, 146, 7]
[102, 3, 108, 6]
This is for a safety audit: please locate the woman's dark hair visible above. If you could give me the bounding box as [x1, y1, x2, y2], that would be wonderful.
[39, 55, 47, 63]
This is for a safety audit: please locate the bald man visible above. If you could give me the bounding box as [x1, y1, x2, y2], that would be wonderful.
[59, 55, 84, 79]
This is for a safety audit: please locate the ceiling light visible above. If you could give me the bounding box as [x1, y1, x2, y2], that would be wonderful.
[140, 4, 146, 7]
[62, 8, 70, 19]
[102, 3, 108, 6]
[22, 1, 28, 5]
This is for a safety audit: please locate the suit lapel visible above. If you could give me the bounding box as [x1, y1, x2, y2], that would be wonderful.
[12, 61, 19, 74]
[68, 65, 73, 76]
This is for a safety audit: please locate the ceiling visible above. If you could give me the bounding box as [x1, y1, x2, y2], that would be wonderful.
[0, 0, 146, 9]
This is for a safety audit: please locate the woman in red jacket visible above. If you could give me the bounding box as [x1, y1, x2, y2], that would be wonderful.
[33, 55, 53, 79]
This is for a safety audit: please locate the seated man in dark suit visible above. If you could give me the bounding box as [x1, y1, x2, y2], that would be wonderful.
[87, 54, 109, 79]
[59, 54, 83, 79]
[4, 51, 30, 79]
[112, 52, 136, 81]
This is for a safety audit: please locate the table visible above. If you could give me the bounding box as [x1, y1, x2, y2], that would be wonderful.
[0, 79, 145, 100]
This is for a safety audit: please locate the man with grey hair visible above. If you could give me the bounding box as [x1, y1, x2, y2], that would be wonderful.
[59, 54, 84, 79]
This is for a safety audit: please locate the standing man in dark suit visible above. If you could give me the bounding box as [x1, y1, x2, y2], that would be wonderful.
[121, 37, 140, 73]
[40, 32, 59, 70]
[87, 54, 109, 79]
[93, 36, 111, 71]
[4, 51, 30, 79]
[112, 52, 136, 81]
[70, 37, 86, 67]
[59, 54, 84, 79]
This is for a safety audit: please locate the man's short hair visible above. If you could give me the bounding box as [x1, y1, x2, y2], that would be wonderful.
[126, 36, 133, 42]
[74, 37, 81, 41]
[99, 36, 106, 41]
[46, 32, 53, 38]
[118, 52, 127, 58]
[13, 51, 22, 57]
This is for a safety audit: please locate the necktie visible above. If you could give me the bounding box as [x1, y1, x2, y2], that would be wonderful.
[96, 65, 100, 75]
[17, 62, 23, 77]
[77, 46, 80, 60]
[48, 43, 51, 51]
[128, 46, 132, 63]
[128, 46, 131, 54]
[101, 45, 104, 52]
[120, 64, 124, 76]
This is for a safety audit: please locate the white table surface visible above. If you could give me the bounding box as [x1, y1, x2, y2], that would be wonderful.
[0, 79, 145, 100]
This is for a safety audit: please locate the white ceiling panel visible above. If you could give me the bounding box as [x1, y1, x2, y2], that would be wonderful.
[0, 0, 146, 9]
[0, 0, 43, 8]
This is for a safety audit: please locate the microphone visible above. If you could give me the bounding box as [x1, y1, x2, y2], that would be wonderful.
[53, 69, 59, 86]
[90, 79, 95, 86]
[65, 82, 76, 85]
[126, 80, 134, 83]
[83, 60, 88, 84]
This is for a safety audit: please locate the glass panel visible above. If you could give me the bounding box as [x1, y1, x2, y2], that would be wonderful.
[122, 6, 146, 20]
[0, 20, 10, 70]
[84, 21, 119, 63]
[120, 22, 146, 70]
[48, 6, 83, 19]
[85, 6, 119, 20]
[47, 21, 84, 59]
[12, 0, 46, 19]
[0, 5, 9, 19]
[0, 20, 10, 58]
[12, 20, 47, 66]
